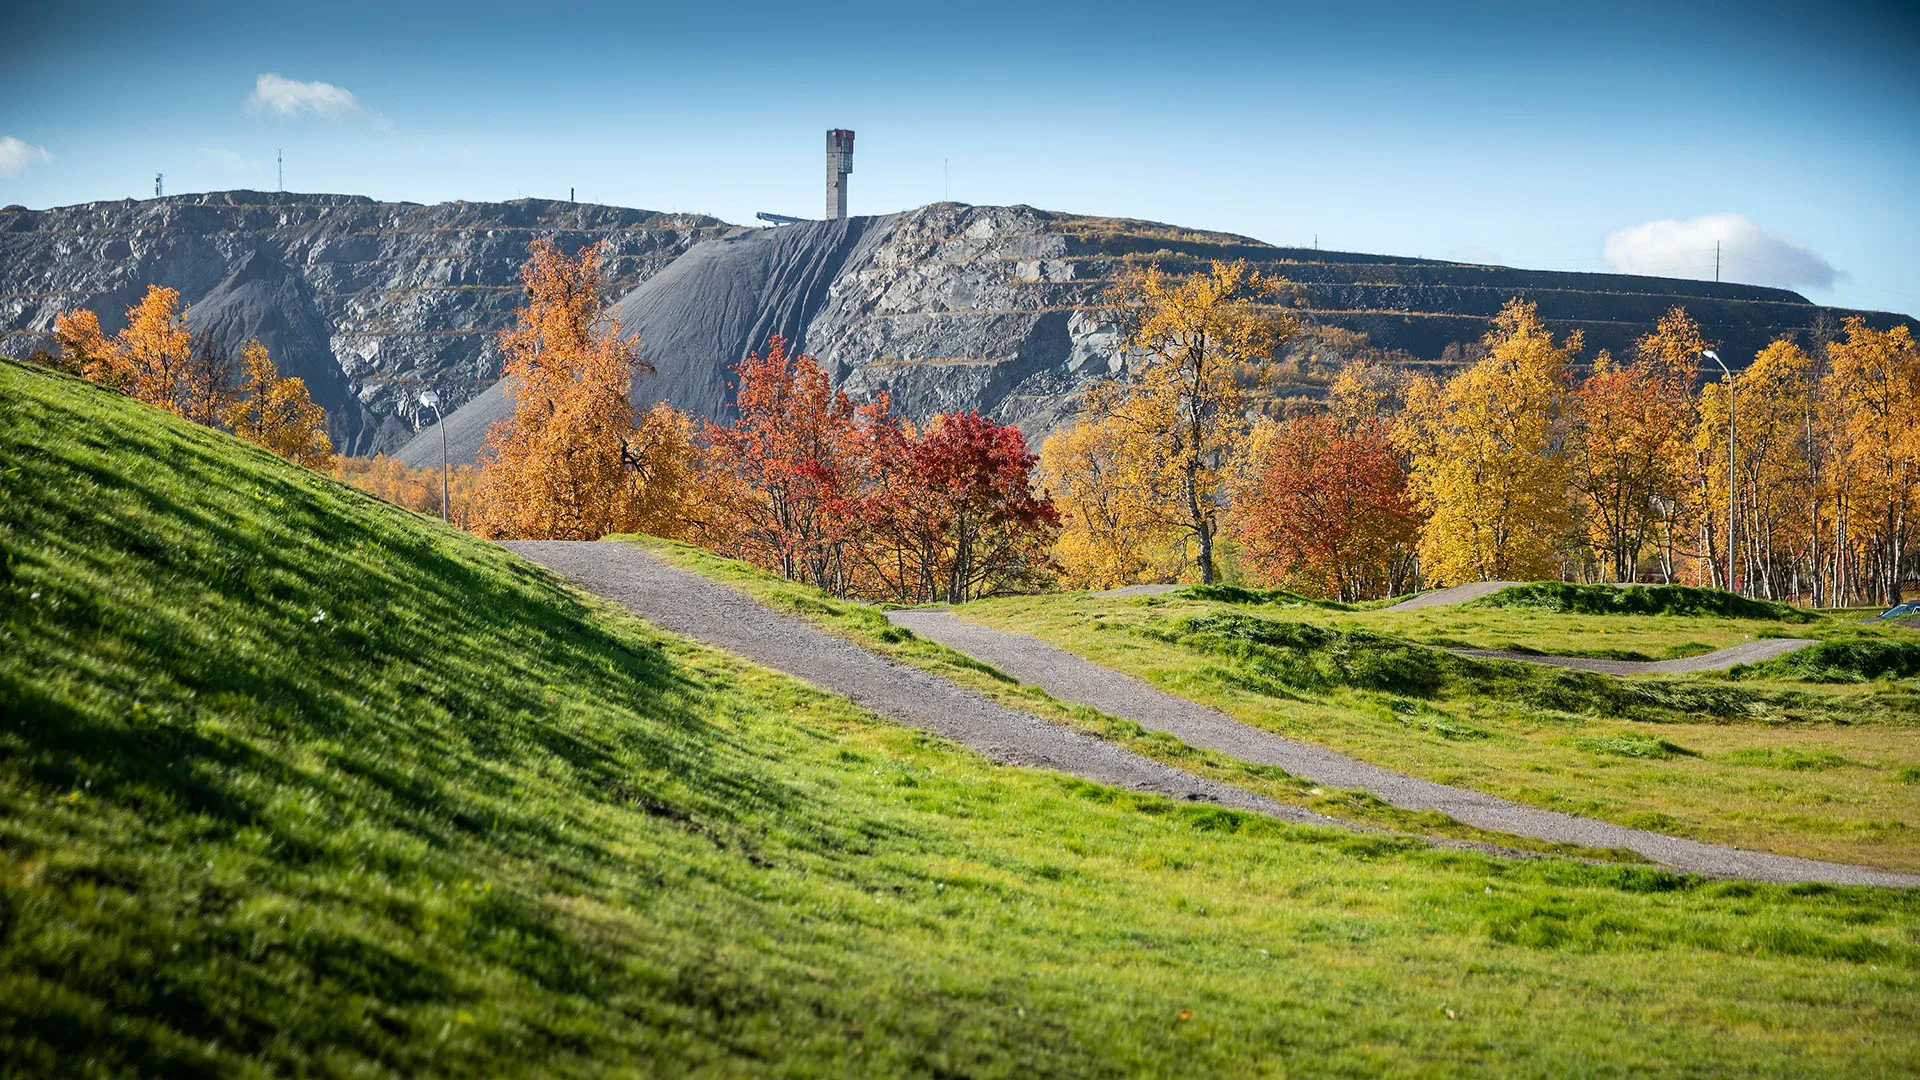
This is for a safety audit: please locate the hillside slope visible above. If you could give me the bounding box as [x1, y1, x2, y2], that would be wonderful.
[6, 193, 1910, 463]
[0, 192, 728, 452]
[3, 358, 1918, 1074]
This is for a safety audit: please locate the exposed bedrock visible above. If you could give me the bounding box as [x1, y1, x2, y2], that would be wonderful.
[2, 193, 1908, 463]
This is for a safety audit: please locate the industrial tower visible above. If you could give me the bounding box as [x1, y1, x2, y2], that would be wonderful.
[826, 129, 854, 220]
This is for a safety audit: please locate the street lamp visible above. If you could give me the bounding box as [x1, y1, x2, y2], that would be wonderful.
[1702, 350, 1734, 594]
[419, 390, 448, 524]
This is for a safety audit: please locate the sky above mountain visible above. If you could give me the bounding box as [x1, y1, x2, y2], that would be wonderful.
[3, 0, 1916, 321]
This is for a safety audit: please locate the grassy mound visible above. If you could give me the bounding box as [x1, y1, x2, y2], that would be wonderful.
[1468, 581, 1814, 622]
[4, 359, 1920, 1075]
[1173, 584, 1349, 609]
[1741, 639, 1920, 683]
[1154, 611, 1756, 721]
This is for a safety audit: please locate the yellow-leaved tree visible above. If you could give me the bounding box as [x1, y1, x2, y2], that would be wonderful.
[1038, 392, 1185, 588]
[476, 238, 697, 540]
[1824, 318, 1920, 604]
[1398, 298, 1574, 584]
[223, 339, 334, 469]
[1047, 259, 1293, 585]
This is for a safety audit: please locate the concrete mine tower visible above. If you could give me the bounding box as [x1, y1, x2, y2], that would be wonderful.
[826, 129, 854, 220]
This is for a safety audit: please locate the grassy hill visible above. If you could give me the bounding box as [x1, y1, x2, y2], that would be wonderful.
[3, 357, 1919, 1076]
[917, 587, 1920, 872]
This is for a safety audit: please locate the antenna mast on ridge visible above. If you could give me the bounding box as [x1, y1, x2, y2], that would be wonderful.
[278, 149, 283, 192]
[155, 173, 163, 198]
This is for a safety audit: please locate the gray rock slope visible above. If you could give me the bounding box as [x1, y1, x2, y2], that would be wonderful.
[5, 192, 1911, 461]
[396, 214, 893, 467]
[0, 192, 728, 453]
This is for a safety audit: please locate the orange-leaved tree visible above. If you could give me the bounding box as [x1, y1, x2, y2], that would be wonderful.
[55, 285, 233, 423]
[476, 237, 680, 540]
[223, 339, 334, 469]
[1232, 414, 1421, 601]
[1824, 317, 1920, 604]
[1568, 339, 1695, 583]
[1038, 391, 1184, 589]
[334, 454, 481, 527]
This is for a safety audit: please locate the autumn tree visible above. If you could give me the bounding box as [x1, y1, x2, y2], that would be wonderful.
[52, 308, 118, 385]
[476, 238, 688, 541]
[1083, 259, 1295, 584]
[224, 339, 334, 469]
[179, 332, 239, 427]
[849, 411, 1058, 603]
[1038, 393, 1186, 589]
[698, 337, 858, 589]
[1824, 318, 1920, 604]
[1232, 414, 1421, 600]
[1398, 299, 1575, 584]
[1567, 344, 1694, 582]
[1718, 338, 1818, 599]
[55, 285, 233, 422]
[334, 454, 480, 526]
[625, 401, 703, 539]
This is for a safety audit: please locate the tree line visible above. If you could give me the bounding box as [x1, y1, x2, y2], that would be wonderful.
[1040, 269, 1919, 607]
[469, 239, 1058, 604]
[48, 242, 1919, 607]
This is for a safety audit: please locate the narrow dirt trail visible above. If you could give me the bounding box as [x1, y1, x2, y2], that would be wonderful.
[1446, 639, 1817, 674]
[1383, 581, 1523, 610]
[500, 541, 1337, 827]
[887, 608, 1917, 887]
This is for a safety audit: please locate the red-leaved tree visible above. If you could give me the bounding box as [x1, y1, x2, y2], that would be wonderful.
[700, 338, 1058, 602]
[849, 410, 1059, 603]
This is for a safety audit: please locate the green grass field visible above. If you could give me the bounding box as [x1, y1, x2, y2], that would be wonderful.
[922, 584, 1920, 873]
[4, 358, 1919, 1076]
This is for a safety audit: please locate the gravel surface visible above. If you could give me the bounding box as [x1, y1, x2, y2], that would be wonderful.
[1447, 638, 1818, 674]
[1091, 583, 1182, 597]
[888, 608, 1919, 886]
[1383, 581, 1523, 610]
[500, 541, 1339, 827]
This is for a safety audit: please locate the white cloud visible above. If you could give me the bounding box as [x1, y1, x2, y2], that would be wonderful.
[0, 136, 53, 177]
[247, 73, 363, 119]
[1603, 213, 1840, 292]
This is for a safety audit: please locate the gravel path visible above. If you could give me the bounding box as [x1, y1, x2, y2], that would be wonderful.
[887, 609, 1918, 887]
[1091, 583, 1182, 597]
[501, 541, 1338, 827]
[1383, 581, 1523, 611]
[1447, 638, 1818, 674]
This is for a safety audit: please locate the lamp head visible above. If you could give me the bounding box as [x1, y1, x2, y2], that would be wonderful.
[419, 390, 442, 411]
[1702, 349, 1720, 363]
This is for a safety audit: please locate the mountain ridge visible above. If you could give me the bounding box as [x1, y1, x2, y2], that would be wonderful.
[1, 190, 1908, 462]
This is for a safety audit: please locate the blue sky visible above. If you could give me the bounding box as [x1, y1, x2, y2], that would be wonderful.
[4, 0, 1917, 317]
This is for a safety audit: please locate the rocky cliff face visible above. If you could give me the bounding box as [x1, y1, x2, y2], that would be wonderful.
[0, 191, 728, 452]
[2, 191, 1907, 465]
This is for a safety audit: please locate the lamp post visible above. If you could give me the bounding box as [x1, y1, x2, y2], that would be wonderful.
[1703, 350, 1734, 594]
[419, 390, 448, 524]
